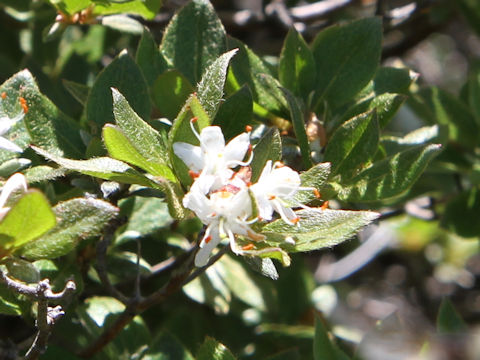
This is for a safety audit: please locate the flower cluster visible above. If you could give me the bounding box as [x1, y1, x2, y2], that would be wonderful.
[173, 123, 312, 267]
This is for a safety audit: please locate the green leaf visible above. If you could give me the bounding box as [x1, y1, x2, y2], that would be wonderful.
[312, 18, 382, 108]
[152, 70, 194, 120]
[437, 298, 467, 334]
[77, 296, 151, 357]
[196, 337, 237, 360]
[467, 63, 480, 125]
[142, 332, 194, 360]
[160, 0, 227, 84]
[227, 37, 288, 118]
[282, 88, 312, 168]
[62, 79, 90, 106]
[93, 0, 162, 19]
[110, 88, 175, 180]
[168, 94, 210, 186]
[18, 198, 118, 260]
[197, 49, 238, 119]
[324, 110, 379, 177]
[0, 158, 31, 178]
[292, 162, 331, 204]
[23, 165, 67, 184]
[1, 69, 85, 159]
[136, 28, 168, 86]
[313, 316, 337, 360]
[117, 196, 173, 243]
[86, 50, 150, 131]
[250, 127, 282, 182]
[369, 67, 416, 96]
[0, 282, 27, 316]
[33, 146, 158, 188]
[218, 255, 266, 311]
[381, 125, 447, 155]
[262, 209, 379, 252]
[441, 187, 480, 237]
[0, 190, 56, 252]
[5, 257, 40, 283]
[244, 257, 278, 280]
[279, 28, 316, 100]
[339, 144, 442, 201]
[411, 87, 478, 148]
[338, 93, 406, 130]
[48, 0, 91, 14]
[213, 85, 253, 140]
[101, 15, 144, 34]
[457, 0, 480, 37]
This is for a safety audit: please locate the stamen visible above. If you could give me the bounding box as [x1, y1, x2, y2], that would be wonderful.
[292, 217, 300, 224]
[1, 92, 6, 99]
[219, 218, 227, 239]
[225, 148, 254, 168]
[321, 200, 329, 210]
[313, 189, 321, 198]
[268, 195, 276, 200]
[188, 170, 200, 179]
[247, 229, 265, 241]
[204, 235, 212, 244]
[273, 161, 284, 168]
[242, 243, 254, 251]
[281, 130, 288, 136]
[189, 117, 201, 141]
[245, 125, 252, 132]
[285, 236, 296, 245]
[19, 97, 28, 114]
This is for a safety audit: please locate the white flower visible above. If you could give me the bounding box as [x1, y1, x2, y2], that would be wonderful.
[0, 173, 27, 220]
[250, 160, 302, 225]
[0, 112, 24, 153]
[173, 125, 251, 193]
[183, 180, 263, 267]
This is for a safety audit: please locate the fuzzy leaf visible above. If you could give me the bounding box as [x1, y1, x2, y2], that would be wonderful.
[0, 190, 56, 252]
[1, 69, 85, 159]
[86, 50, 150, 131]
[262, 209, 379, 252]
[18, 198, 117, 260]
[136, 28, 168, 86]
[213, 85, 253, 140]
[196, 337, 236, 360]
[197, 49, 238, 119]
[250, 127, 282, 182]
[152, 70, 194, 120]
[325, 110, 379, 177]
[279, 28, 316, 100]
[160, 0, 227, 84]
[312, 18, 382, 108]
[110, 89, 174, 180]
[339, 144, 442, 201]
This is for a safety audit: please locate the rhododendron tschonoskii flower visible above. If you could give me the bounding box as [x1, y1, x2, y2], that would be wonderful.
[183, 179, 263, 267]
[0, 173, 27, 220]
[173, 124, 251, 194]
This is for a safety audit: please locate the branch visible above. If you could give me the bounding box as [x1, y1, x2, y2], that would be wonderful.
[0, 272, 76, 360]
[78, 244, 228, 358]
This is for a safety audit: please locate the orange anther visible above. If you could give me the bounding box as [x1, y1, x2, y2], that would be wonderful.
[190, 116, 198, 123]
[188, 170, 200, 179]
[321, 200, 329, 210]
[19, 97, 28, 114]
[245, 125, 252, 132]
[242, 243, 255, 251]
[313, 189, 321, 199]
[268, 195, 276, 200]
[291, 217, 300, 224]
[1, 92, 6, 99]
[281, 130, 288, 136]
[204, 235, 212, 244]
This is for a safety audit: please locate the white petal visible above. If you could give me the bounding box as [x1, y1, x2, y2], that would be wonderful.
[195, 228, 222, 267]
[0, 136, 22, 153]
[271, 166, 301, 197]
[224, 132, 250, 164]
[272, 201, 297, 224]
[199, 126, 225, 154]
[182, 189, 212, 222]
[173, 142, 203, 171]
[0, 173, 27, 209]
[256, 160, 272, 185]
[254, 194, 273, 221]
